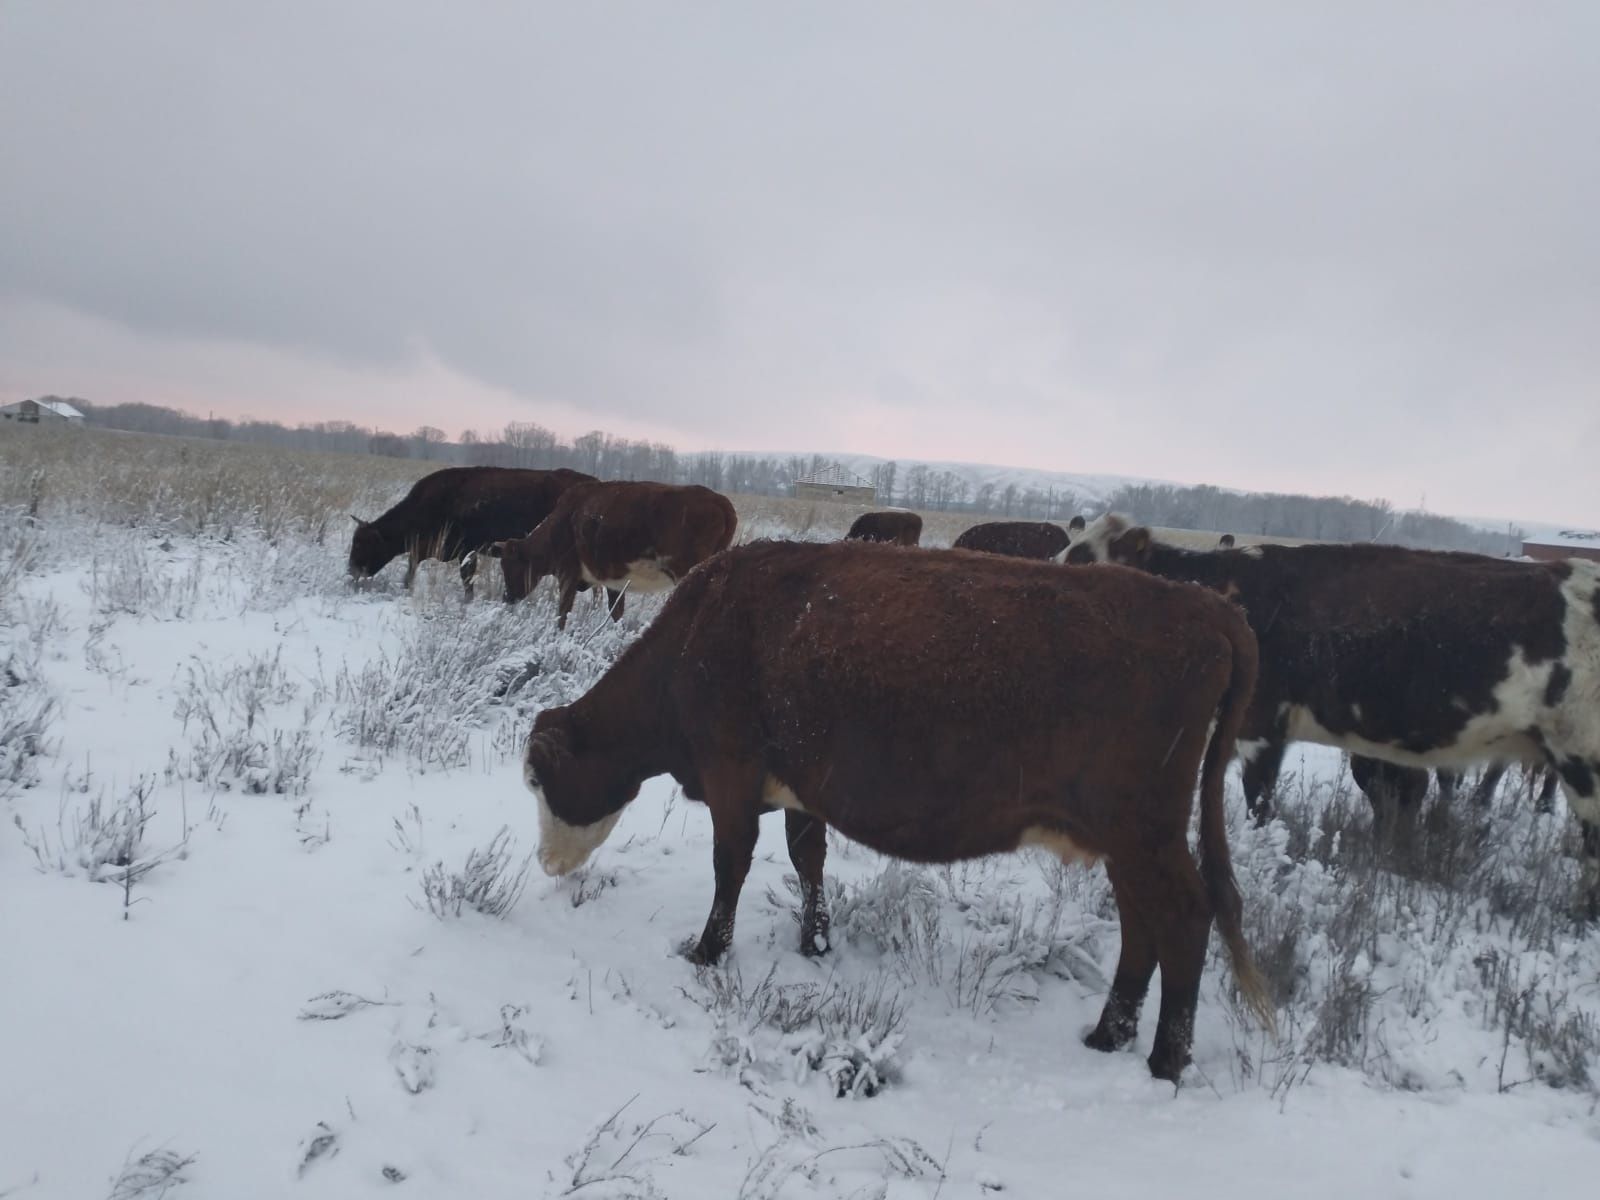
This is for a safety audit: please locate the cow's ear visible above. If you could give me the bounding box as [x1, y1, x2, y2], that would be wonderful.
[1112, 526, 1153, 565]
[350, 514, 367, 526]
[524, 718, 572, 785]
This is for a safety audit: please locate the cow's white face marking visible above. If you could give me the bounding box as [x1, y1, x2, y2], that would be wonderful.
[524, 753, 622, 875]
[1020, 826, 1100, 867]
[580, 557, 676, 593]
[1057, 513, 1129, 563]
[531, 784, 622, 876]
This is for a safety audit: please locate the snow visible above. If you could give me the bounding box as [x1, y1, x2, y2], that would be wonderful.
[4, 522, 1600, 1198]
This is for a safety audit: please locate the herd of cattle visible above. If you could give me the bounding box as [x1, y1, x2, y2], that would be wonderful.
[348, 465, 1600, 1081]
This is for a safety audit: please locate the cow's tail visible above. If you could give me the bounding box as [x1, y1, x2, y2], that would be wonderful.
[1197, 612, 1276, 1036]
[717, 494, 740, 553]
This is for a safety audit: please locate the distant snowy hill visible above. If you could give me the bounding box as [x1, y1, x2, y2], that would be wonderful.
[729, 449, 1192, 512]
[741, 450, 1576, 539]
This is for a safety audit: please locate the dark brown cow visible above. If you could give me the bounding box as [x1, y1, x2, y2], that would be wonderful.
[1063, 514, 1600, 854]
[522, 540, 1273, 1081]
[844, 509, 923, 546]
[485, 481, 737, 627]
[953, 519, 1079, 560]
[348, 466, 596, 596]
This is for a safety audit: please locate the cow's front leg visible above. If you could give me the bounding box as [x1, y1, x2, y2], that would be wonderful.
[555, 577, 581, 630]
[785, 810, 831, 956]
[684, 767, 762, 965]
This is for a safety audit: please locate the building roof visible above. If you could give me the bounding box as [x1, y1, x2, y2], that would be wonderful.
[1, 398, 84, 419]
[1522, 529, 1600, 550]
[795, 462, 872, 489]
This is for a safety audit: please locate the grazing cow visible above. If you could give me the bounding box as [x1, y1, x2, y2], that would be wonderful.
[844, 509, 923, 546]
[1061, 514, 1600, 854]
[484, 481, 737, 627]
[348, 466, 596, 596]
[522, 540, 1273, 1081]
[953, 519, 1078, 561]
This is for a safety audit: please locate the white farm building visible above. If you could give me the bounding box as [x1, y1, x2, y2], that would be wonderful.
[0, 398, 86, 425]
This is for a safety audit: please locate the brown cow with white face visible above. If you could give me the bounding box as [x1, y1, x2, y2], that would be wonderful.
[484, 481, 737, 627]
[1061, 514, 1600, 859]
[521, 539, 1273, 1081]
[843, 509, 923, 546]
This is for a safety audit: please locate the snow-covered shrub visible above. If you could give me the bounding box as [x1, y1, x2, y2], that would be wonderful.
[417, 826, 534, 919]
[693, 963, 909, 1100]
[172, 650, 322, 796]
[812, 857, 1111, 1016]
[18, 774, 160, 883]
[108, 1147, 196, 1199]
[1221, 766, 1600, 1095]
[84, 539, 210, 619]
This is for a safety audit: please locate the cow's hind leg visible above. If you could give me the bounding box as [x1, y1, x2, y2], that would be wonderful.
[1144, 840, 1213, 1083]
[1085, 858, 1156, 1054]
[685, 764, 763, 966]
[784, 810, 831, 956]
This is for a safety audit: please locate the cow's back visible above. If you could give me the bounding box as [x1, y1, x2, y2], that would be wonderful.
[954, 521, 1071, 560]
[668, 542, 1245, 854]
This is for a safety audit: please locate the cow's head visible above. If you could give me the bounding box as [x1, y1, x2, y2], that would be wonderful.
[1057, 513, 1152, 567]
[1218, 533, 1236, 549]
[523, 707, 631, 875]
[347, 515, 399, 580]
[483, 535, 551, 603]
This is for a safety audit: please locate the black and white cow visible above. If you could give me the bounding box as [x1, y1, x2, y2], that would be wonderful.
[1060, 514, 1600, 851]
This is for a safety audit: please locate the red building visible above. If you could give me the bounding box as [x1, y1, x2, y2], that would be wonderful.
[1521, 530, 1600, 564]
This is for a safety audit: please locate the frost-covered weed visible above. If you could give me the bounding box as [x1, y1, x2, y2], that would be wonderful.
[814, 857, 1111, 1015]
[417, 827, 534, 918]
[19, 774, 163, 884]
[107, 1146, 196, 1199]
[692, 963, 908, 1100]
[559, 1097, 715, 1198]
[736, 1134, 942, 1200]
[85, 540, 210, 619]
[1221, 767, 1600, 1096]
[334, 594, 640, 771]
[172, 650, 322, 796]
[0, 656, 56, 798]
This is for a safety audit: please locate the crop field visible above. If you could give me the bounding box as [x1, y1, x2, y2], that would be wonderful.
[2, 425, 1596, 1198]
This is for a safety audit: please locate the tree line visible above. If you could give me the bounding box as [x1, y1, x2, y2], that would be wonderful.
[31, 395, 1516, 554]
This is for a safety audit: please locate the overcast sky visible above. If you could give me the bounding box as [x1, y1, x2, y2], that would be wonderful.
[2, 3, 1596, 525]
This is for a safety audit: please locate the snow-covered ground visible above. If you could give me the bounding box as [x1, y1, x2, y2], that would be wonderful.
[3, 517, 1598, 1199]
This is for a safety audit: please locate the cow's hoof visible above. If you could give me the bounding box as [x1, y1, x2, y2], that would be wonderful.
[800, 929, 832, 958]
[679, 937, 725, 967]
[1146, 1050, 1189, 1085]
[1083, 1023, 1132, 1054]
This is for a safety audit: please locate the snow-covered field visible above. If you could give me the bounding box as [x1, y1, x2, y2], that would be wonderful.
[3, 487, 1599, 1198]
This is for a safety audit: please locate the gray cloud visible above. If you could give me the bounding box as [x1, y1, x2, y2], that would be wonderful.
[2, 2, 1596, 522]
